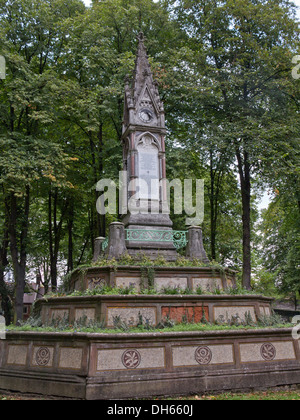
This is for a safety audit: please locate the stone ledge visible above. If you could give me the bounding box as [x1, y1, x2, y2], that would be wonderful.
[5, 327, 294, 341]
[37, 294, 274, 303]
[36, 294, 274, 328]
[1, 328, 299, 399]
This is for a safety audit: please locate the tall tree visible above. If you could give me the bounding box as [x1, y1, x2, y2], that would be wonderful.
[166, 0, 300, 288]
[0, 0, 84, 322]
[259, 193, 300, 307]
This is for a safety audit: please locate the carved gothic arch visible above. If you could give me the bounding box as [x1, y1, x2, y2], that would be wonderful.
[135, 132, 161, 152]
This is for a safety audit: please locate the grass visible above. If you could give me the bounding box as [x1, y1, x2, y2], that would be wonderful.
[1, 389, 299, 400]
[160, 389, 300, 400]
[7, 320, 292, 335]
[45, 284, 266, 299]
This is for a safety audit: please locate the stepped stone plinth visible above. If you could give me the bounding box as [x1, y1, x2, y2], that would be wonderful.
[36, 294, 274, 329]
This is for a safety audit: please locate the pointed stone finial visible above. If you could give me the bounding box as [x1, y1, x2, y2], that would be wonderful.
[122, 31, 166, 134]
[106, 222, 127, 260]
[186, 226, 210, 264]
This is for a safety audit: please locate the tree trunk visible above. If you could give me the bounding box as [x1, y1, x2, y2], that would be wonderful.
[67, 200, 74, 273]
[9, 188, 30, 324]
[0, 215, 12, 325]
[236, 148, 252, 290]
[209, 152, 217, 261]
[208, 149, 225, 262]
[48, 190, 58, 291]
[98, 123, 106, 237]
[48, 189, 69, 291]
[14, 264, 26, 324]
[48, 190, 55, 291]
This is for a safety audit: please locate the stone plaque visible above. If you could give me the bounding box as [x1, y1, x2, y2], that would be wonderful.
[97, 347, 165, 371]
[161, 306, 209, 324]
[88, 277, 106, 290]
[75, 308, 95, 323]
[138, 147, 159, 200]
[58, 347, 83, 370]
[50, 308, 70, 321]
[260, 306, 271, 316]
[173, 344, 234, 367]
[239, 341, 296, 363]
[192, 278, 223, 292]
[155, 277, 188, 292]
[7, 345, 28, 366]
[214, 306, 257, 323]
[115, 277, 141, 292]
[227, 278, 233, 288]
[107, 307, 156, 328]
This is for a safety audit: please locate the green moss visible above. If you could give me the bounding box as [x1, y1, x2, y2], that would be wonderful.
[89, 254, 224, 270]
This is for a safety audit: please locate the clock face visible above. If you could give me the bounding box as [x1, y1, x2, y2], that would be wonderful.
[139, 108, 154, 123]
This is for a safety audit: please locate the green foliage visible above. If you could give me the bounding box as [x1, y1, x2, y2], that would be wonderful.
[10, 312, 291, 334]
[91, 254, 222, 269]
[57, 283, 263, 298]
[165, 0, 300, 287]
[258, 195, 300, 302]
[0, 0, 299, 323]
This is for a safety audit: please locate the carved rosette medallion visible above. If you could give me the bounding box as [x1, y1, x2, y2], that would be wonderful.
[36, 347, 51, 366]
[122, 350, 141, 369]
[195, 346, 212, 365]
[260, 343, 276, 361]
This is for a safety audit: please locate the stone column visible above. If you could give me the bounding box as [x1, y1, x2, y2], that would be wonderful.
[186, 226, 209, 264]
[107, 222, 127, 260]
[92, 237, 106, 262]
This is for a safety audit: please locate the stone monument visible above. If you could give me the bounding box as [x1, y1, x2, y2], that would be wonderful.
[120, 32, 177, 260]
[0, 33, 298, 401]
[101, 32, 209, 262]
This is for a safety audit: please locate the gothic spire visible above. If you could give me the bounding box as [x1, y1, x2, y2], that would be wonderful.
[122, 32, 165, 135]
[132, 33, 154, 101]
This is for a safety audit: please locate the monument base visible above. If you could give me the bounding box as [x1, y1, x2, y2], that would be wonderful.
[1, 329, 299, 400]
[68, 265, 237, 294]
[122, 213, 179, 261]
[36, 294, 274, 329]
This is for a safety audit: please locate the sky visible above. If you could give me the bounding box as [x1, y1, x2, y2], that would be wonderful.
[293, 0, 300, 16]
